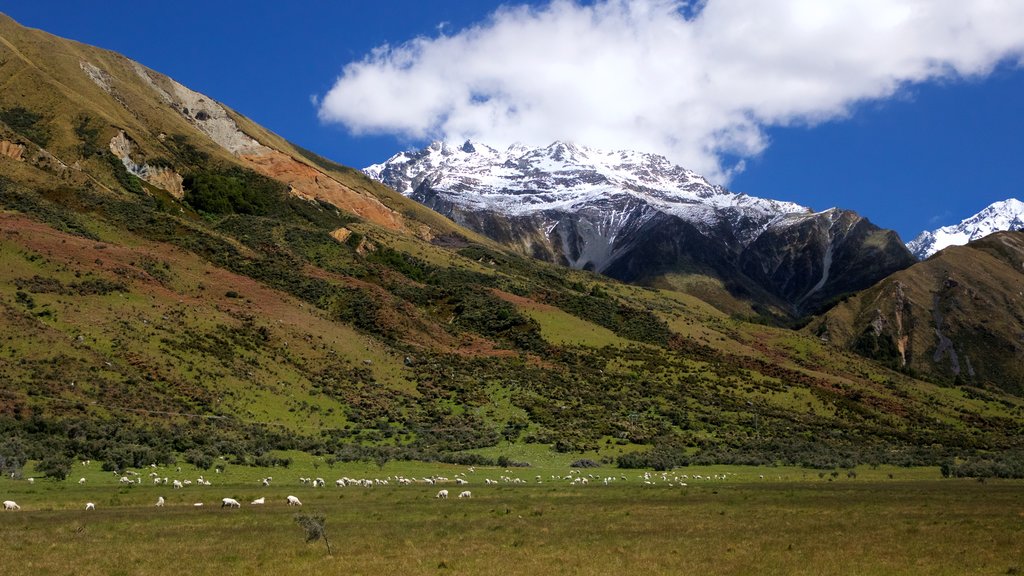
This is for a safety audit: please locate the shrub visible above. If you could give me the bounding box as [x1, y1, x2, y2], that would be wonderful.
[37, 454, 72, 480]
[0, 107, 50, 146]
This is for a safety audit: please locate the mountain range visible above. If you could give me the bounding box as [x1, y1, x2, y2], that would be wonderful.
[367, 141, 916, 319]
[0, 13, 1022, 472]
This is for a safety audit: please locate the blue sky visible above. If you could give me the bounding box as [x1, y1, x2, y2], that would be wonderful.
[5, 1, 1024, 242]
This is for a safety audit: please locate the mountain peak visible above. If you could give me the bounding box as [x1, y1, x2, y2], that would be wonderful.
[364, 140, 807, 220]
[908, 198, 1024, 259]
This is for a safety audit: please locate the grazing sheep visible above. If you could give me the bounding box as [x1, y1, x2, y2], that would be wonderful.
[85, 502, 95, 511]
[458, 491, 472, 499]
[193, 503, 203, 507]
[221, 498, 241, 508]
[286, 495, 302, 506]
[78, 477, 86, 485]
[251, 497, 265, 505]
[172, 480, 183, 489]
[3, 500, 20, 511]
[436, 489, 449, 499]
[156, 496, 165, 507]
[26, 478, 34, 484]
[456, 478, 468, 485]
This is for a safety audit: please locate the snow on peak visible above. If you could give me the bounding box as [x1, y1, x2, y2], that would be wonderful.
[908, 198, 1024, 259]
[364, 140, 808, 229]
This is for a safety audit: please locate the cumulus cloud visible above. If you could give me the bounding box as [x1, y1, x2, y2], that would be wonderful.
[318, 0, 1024, 181]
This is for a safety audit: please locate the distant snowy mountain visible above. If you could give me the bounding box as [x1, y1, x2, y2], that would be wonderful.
[366, 141, 915, 317]
[365, 140, 806, 241]
[908, 199, 1024, 259]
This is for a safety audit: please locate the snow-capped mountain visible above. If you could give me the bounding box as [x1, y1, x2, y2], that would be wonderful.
[366, 141, 916, 317]
[908, 199, 1024, 260]
[366, 140, 806, 245]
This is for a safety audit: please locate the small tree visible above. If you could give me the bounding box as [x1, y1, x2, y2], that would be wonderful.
[37, 454, 72, 480]
[295, 512, 332, 555]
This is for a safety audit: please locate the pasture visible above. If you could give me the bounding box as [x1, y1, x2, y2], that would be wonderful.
[1, 461, 1022, 575]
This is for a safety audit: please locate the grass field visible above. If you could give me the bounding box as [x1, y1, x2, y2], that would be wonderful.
[2, 462, 1022, 575]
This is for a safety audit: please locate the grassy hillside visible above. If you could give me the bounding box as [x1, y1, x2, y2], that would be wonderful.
[811, 232, 1024, 395]
[1, 12, 1023, 479]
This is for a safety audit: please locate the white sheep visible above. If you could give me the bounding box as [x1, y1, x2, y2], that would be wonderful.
[286, 495, 302, 506]
[3, 500, 20, 511]
[458, 491, 472, 498]
[27, 477, 34, 484]
[156, 496, 165, 507]
[456, 478, 468, 485]
[78, 477, 86, 485]
[221, 497, 241, 508]
[85, 502, 96, 511]
[172, 480, 183, 489]
[193, 502, 203, 507]
[251, 497, 265, 505]
[436, 489, 449, 499]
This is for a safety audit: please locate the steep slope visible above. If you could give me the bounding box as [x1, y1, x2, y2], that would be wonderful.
[811, 231, 1024, 393]
[908, 198, 1024, 259]
[367, 141, 915, 318]
[0, 14, 1021, 473]
[0, 12, 475, 243]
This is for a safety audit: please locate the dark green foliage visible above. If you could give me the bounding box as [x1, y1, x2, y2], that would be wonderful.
[0, 437, 28, 477]
[367, 246, 430, 282]
[328, 287, 386, 335]
[185, 449, 215, 470]
[570, 458, 600, 468]
[447, 287, 546, 351]
[36, 453, 72, 480]
[0, 106, 50, 146]
[74, 114, 103, 157]
[616, 439, 689, 471]
[99, 444, 174, 472]
[163, 134, 209, 166]
[106, 153, 145, 195]
[184, 172, 261, 215]
[0, 178, 98, 239]
[15, 275, 127, 296]
[549, 290, 671, 345]
[941, 451, 1024, 479]
[852, 327, 904, 370]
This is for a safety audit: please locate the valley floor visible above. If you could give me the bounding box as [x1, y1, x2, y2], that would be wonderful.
[1, 462, 1021, 575]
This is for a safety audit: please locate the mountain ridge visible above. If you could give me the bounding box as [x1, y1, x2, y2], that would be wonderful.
[367, 140, 916, 318]
[908, 198, 1024, 259]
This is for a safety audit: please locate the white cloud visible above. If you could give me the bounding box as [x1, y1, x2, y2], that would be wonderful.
[317, 0, 1024, 181]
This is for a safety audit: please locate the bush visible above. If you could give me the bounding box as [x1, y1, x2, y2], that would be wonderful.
[0, 107, 50, 146]
[183, 171, 276, 215]
[185, 449, 215, 470]
[37, 454, 72, 480]
[570, 458, 600, 468]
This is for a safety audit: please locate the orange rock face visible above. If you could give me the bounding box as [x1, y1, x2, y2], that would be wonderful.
[0, 140, 25, 161]
[240, 150, 406, 232]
